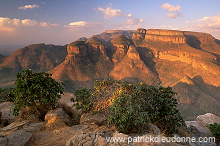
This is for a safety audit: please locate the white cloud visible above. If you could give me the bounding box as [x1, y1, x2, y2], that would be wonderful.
[127, 18, 144, 26]
[180, 14, 220, 39]
[68, 21, 88, 27]
[161, 3, 180, 12]
[167, 13, 180, 18]
[161, 3, 181, 18]
[127, 14, 133, 17]
[0, 17, 55, 32]
[97, 7, 124, 18]
[18, 4, 39, 10]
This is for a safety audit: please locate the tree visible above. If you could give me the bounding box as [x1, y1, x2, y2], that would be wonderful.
[12, 69, 64, 120]
[72, 79, 186, 135]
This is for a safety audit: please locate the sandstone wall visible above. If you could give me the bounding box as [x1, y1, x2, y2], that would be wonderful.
[145, 29, 187, 44]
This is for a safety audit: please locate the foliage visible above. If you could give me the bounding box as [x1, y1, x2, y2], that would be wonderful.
[0, 88, 17, 102]
[109, 83, 186, 135]
[209, 123, 220, 136]
[72, 79, 185, 135]
[71, 88, 93, 113]
[11, 69, 64, 119]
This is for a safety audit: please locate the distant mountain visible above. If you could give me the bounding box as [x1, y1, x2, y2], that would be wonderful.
[0, 54, 5, 64]
[0, 28, 220, 120]
[0, 43, 67, 87]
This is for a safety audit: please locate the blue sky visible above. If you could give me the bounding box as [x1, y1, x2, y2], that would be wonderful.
[0, 0, 220, 48]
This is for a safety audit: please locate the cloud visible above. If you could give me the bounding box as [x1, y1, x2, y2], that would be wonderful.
[161, 3, 181, 18]
[97, 7, 124, 18]
[0, 17, 56, 33]
[18, 4, 39, 10]
[161, 3, 180, 12]
[127, 14, 133, 17]
[167, 13, 180, 18]
[180, 14, 220, 39]
[67, 21, 88, 27]
[127, 18, 144, 26]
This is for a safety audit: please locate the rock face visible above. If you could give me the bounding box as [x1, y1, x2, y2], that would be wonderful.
[50, 40, 113, 88]
[145, 29, 187, 44]
[132, 28, 146, 40]
[110, 45, 160, 84]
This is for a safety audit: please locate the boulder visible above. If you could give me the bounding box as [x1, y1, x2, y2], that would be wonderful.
[148, 123, 161, 135]
[45, 108, 71, 128]
[6, 129, 32, 146]
[80, 112, 107, 126]
[66, 131, 109, 146]
[0, 102, 16, 124]
[197, 113, 220, 127]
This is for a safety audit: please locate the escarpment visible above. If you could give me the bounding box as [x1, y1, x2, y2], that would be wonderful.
[1, 28, 220, 119]
[144, 29, 187, 44]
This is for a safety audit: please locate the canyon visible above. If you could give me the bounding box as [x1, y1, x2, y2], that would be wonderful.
[0, 28, 220, 120]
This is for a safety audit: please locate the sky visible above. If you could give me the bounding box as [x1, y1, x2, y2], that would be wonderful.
[0, 0, 220, 48]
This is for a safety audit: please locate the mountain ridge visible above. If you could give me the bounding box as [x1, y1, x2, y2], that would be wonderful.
[0, 28, 220, 120]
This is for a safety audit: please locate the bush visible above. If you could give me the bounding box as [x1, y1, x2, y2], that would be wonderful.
[72, 79, 186, 135]
[209, 123, 220, 136]
[11, 69, 64, 120]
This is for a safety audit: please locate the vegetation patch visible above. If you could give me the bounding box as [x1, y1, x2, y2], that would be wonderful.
[72, 79, 186, 135]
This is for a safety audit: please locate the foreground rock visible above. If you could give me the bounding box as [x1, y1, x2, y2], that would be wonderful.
[197, 113, 220, 126]
[0, 120, 44, 146]
[80, 112, 107, 126]
[45, 108, 71, 129]
[0, 102, 16, 124]
[185, 113, 220, 146]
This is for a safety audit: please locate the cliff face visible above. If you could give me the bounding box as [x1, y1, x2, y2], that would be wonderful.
[111, 35, 133, 64]
[144, 29, 187, 44]
[50, 40, 113, 84]
[110, 45, 160, 84]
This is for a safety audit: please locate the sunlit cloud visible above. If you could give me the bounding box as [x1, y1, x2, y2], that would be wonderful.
[67, 21, 88, 27]
[0, 17, 55, 29]
[161, 3, 180, 12]
[127, 18, 144, 26]
[97, 7, 124, 18]
[180, 14, 220, 39]
[167, 13, 180, 18]
[127, 14, 133, 17]
[161, 3, 181, 18]
[18, 4, 39, 10]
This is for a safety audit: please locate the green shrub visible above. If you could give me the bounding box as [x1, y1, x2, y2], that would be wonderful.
[71, 88, 93, 113]
[209, 123, 220, 136]
[11, 69, 64, 120]
[72, 79, 185, 135]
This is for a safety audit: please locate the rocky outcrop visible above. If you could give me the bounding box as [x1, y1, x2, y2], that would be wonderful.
[185, 113, 220, 146]
[0, 120, 44, 146]
[110, 45, 160, 84]
[132, 28, 146, 40]
[111, 35, 133, 64]
[145, 29, 187, 44]
[50, 40, 113, 86]
[197, 113, 220, 126]
[0, 102, 16, 124]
